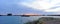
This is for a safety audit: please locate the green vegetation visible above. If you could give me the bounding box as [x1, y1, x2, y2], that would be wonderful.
[24, 17, 60, 24]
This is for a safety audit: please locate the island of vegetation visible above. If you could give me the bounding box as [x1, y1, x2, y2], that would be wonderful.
[24, 17, 60, 24]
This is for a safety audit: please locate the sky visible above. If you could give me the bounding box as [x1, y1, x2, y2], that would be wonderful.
[0, 0, 60, 15]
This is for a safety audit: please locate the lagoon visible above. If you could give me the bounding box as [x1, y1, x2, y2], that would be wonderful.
[0, 16, 60, 24]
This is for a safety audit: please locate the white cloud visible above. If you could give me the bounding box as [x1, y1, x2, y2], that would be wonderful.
[19, 0, 60, 12]
[45, 8, 60, 12]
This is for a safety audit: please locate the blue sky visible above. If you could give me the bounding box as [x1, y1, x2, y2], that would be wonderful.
[0, 0, 60, 15]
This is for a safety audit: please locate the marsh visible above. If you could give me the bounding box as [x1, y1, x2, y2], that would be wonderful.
[24, 16, 60, 24]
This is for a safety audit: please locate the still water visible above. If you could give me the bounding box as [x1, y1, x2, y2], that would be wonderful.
[0, 16, 60, 24]
[0, 16, 21, 24]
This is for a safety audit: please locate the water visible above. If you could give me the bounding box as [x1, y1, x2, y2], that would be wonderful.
[0, 16, 21, 24]
[0, 16, 60, 24]
[21, 16, 60, 24]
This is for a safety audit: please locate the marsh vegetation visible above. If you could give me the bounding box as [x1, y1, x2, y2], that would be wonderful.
[24, 17, 60, 24]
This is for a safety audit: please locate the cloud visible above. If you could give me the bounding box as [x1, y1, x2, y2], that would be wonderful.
[20, 0, 60, 12]
[44, 8, 60, 12]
